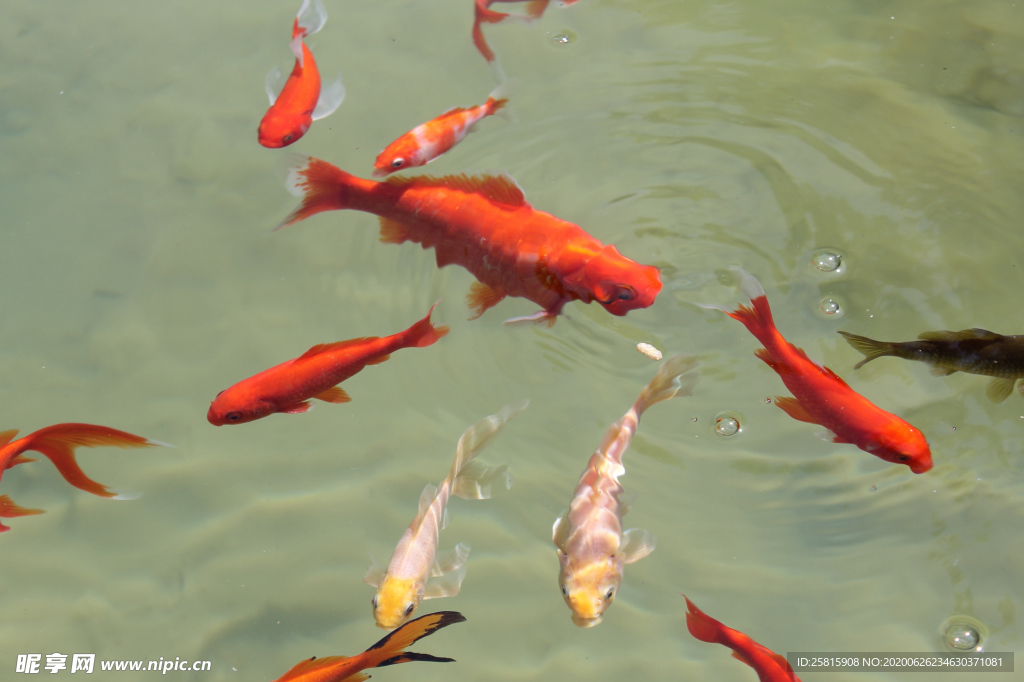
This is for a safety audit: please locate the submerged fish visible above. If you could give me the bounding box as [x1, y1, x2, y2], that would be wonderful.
[258, 0, 345, 148]
[208, 305, 448, 425]
[554, 355, 697, 627]
[684, 596, 802, 682]
[373, 84, 509, 177]
[366, 402, 526, 629]
[700, 267, 932, 474]
[471, 0, 549, 80]
[277, 158, 662, 325]
[0, 424, 165, 533]
[271, 611, 465, 682]
[839, 328, 1024, 403]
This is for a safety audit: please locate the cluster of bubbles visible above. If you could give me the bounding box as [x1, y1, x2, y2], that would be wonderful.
[810, 249, 846, 319]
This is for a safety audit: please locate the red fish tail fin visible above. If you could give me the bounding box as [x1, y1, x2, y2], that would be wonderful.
[24, 423, 161, 499]
[633, 354, 699, 418]
[526, 0, 551, 18]
[294, 0, 327, 39]
[276, 157, 356, 231]
[0, 495, 45, 532]
[355, 611, 465, 670]
[404, 302, 450, 348]
[472, 12, 498, 62]
[683, 596, 727, 645]
[699, 267, 777, 346]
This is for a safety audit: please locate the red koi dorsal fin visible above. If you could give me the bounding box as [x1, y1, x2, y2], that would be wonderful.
[0, 429, 19, 448]
[385, 173, 528, 209]
[466, 281, 507, 319]
[314, 387, 351, 403]
[299, 337, 380, 360]
[773, 396, 820, 425]
[272, 655, 355, 682]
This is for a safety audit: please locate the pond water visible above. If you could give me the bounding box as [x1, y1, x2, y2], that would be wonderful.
[1, 0, 1022, 680]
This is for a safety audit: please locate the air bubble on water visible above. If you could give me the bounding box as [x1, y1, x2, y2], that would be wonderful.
[550, 30, 577, 45]
[764, 397, 772, 404]
[691, 417, 698, 422]
[946, 623, 981, 651]
[820, 298, 842, 315]
[809, 248, 846, 275]
[715, 415, 740, 437]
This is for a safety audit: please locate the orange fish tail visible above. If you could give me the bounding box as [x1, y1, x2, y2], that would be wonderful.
[277, 157, 357, 230]
[472, 14, 497, 62]
[487, 97, 509, 115]
[683, 596, 727, 645]
[0, 494, 45, 532]
[355, 611, 465, 670]
[404, 303, 450, 348]
[24, 423, 156, 498]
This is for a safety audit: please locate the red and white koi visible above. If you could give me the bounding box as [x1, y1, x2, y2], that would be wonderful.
[365, 401, 527, 629]
[553, 355, 698, 627]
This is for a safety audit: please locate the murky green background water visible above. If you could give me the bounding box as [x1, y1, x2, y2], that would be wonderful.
[1, 0, 1022, 680]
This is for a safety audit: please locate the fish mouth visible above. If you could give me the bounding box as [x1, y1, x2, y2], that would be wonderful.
[371, 168, 390, 178]
[571, 613, 603, 628]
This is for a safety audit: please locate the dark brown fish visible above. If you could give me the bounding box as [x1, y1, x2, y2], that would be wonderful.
[838, 329, 1024, 403]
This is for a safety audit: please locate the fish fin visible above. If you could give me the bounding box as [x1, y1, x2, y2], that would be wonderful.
[275, 157, 357, 231]
[313, 386, 351, 404]
[365, 354, 391, 366]
[633, 354, 699, 417]
[273, 655, 354, 682]
[264, 66, 285, 106]
[402, 302, 450, 349]
[384, 173, 529, 209]
[815, 428, 851, 444]
[364, 562, 385, 588]
[379, 217, 411, 245]
[21, 424, 159, 499]
[919, 328, 1002, 342]
[422, 564, 468, 599]
[298, 337, 379, 360]
[446, 401, 529, 490]
[358, 611, 465, 669]
[1018, 381, 1024, 398]
[753, 347, 789, 374]
[467, 281, 507, 319]
[620, 528, 656, 564]
[295, 0, 327, 38]
[619, 491, 637, 516]
[502, 310, 557, 327]
[773, 396, 820, 425]
[837, 330, 894, 369]
[929, 365, 957, 376]
[431, 542, 471, 577]
[526, 0, 550, 18]
[683, 596, 725, 644]
[0, 429, 19, 449]
[486, 80, 515, 121]
[281, 401, 315, 414]
[376, 653, 454, 667]
[699, 267, 778, 347]
[987, 377, 1016, 404]
[452, 460, 513, 500]
[7, 455, 36, 468]
[551, 511, 570, 550]
[288, 33, 306, 66]
[731, 650, 754, 665]
[312, 74, 346, 121]
[417, 483, 439, 522]
[0, 494, 45, 532]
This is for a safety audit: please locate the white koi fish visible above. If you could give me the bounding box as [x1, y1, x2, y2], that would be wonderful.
[365, 400, 528, 629]
[553, 355, 698, 627]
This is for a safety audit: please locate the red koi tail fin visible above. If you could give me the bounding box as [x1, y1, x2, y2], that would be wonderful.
[683, 595, 728, 645]
[0, 495, 45, 533]
[403, 302, 451, 348]
[356, 611, 465, 669]
[698, 266, 779, 349]
[275, 156, 358, 231]
[22, 423, 164, 499]
[293, 0, 327, 39]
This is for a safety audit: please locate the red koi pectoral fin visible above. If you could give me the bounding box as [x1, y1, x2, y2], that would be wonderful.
[314, 387, 351, 403]
[0, 494, 45, 532]
[280, 401, 315, 414]
[466, 282, 507, 319]
[773, 397, 820, 425]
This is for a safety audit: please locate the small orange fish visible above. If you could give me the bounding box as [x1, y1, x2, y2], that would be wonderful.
[700, 267, 932, 473]
[278, 158, 662, 325]
[271, 611, 465, 682]
[373, 84, 510, 177]
[258, 0, 345, 148]
[0, 424, 165, 533]
[684, 596, 802, 682]
[208, 305, 448, 425]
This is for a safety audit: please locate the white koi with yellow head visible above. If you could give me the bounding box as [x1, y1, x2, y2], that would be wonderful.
[553, 355, 697, 627]
[365, 400, 528, 629]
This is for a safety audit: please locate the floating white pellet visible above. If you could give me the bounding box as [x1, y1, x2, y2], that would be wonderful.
[636, 343, 662, 361]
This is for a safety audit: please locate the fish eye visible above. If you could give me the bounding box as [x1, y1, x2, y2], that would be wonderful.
[225, 412, 242, 422]
[391, 158, 404, 168]
[371, 596, 378, 608]
[561, 585, 569, 597]
[616, 286, 636, 301]
[283, 133, 294, 143]
[896, 455, 910, 462]
[404, 603, 415, 616]
[605, 588, 615, 600]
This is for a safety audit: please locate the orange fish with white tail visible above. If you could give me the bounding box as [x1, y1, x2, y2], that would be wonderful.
[554, 355, 697, 627]
[0, 424, 166, 533]
[366, 401, 527, 629]
[699, 266, 932, 474]
[373, 84, 510, 177]
[208, 304, 448, 425]
[276, 158, 661, 325]
[684, 596, 802, 682]
[271, 611, 465, 682]
[258, 0, 345, 148]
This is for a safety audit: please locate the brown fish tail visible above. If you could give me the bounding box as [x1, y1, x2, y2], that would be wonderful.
[837, 331, 894, 369]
